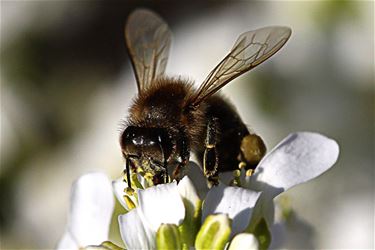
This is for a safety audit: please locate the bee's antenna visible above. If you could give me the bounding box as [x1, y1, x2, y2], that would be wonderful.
[125, 157, 132, 189]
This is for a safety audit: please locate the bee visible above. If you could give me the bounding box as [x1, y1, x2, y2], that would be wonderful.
[120, 9, 291, 187]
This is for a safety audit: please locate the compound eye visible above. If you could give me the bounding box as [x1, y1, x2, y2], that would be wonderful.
[155, 128, 173, 160]
[121, 126, 138, 151]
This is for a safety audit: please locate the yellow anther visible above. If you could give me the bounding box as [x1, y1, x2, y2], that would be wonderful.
[229, 169, 241, 187]
[246, 169, 254, 177]
[137, 167, 145, 174]
[125, 187, 135, 196]
[144, 172, 153, 180]
[238, 161, 246, 169]
[143, 172, 155, 187]
[233, 169, 241, 178]
[124, 195, 136, 210]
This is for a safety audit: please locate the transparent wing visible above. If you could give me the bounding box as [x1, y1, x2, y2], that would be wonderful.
[190, 26, 291, 107]
[125, 9, 172, 93]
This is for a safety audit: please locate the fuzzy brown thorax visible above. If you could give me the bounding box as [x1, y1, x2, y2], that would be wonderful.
[127, 78, 206, 146]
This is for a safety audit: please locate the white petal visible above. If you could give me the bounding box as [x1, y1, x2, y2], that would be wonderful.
[229, 233, 259, 250]
[68, 172, 114, 247]
[248, 132, 339, 198]
[138, 182, 185, 231]
[248, 192, 276, 227]
[56, 230, 78, 250]
[203, 184, 261, 236]
[118, 209, 155, 250]
[177, 176, 200, 206]
[112, 178, 128, 209]
[185, 161, 209, 196]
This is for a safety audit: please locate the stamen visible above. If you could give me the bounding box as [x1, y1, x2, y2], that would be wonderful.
[233, 169, 241, 178]
[124, 195, 136, 210]
[144, 172, 154, 187]
[125, 187, 135, 196]
[137, 167, 145, 175]
[230, 169, 241, 186]
[246, 169, 254, 177]
[238, 161, 246, 169]
[131, 172, 144, 189]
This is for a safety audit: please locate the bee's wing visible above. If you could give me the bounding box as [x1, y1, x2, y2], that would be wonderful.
[190, 26, 291, 107]
[125, 9, 172, 93]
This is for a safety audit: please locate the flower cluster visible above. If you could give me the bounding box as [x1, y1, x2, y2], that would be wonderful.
[57, 132, 339, 250]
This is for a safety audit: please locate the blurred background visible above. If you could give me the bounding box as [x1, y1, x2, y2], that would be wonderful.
[1, 1, 373, 249]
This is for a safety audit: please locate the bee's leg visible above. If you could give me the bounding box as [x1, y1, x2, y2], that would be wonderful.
[172, 131, 190, 181]
[204, 118, 219, 186]
[125, 157, 132, 189]
[163, 160, 169, 184]
[160, 147, 168, 184]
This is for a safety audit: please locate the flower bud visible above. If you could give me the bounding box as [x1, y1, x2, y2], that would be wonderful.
[195, 214, 231, 250]
[228, 233, 259, 250]
[156, 223, 182, 250]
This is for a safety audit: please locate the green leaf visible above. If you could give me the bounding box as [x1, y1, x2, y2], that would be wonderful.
[248, 217, 271, 250]
[195, 214, 232, 250]
[156, 223, 182, 250]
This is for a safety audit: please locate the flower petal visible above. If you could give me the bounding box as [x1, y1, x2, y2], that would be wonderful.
[248, 132, 339, 198]
[228, 233, 259, 250]
[203, 184, 261, 236]
[185, 161, 209, 197]
[112, 178, 129, 210]
[249, 194, 276, 227]
[177, 176, 200, 207]
[112, 174, 147, 210]
[67, 172, 114, 247]
[118, 209, 155, 250]
[138, 182, 185, 231]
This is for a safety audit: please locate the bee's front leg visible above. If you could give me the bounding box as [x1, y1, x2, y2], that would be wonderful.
[172, 129, 190, 182]
[204, 117, 219, 186]
[124, 157, 133, 188]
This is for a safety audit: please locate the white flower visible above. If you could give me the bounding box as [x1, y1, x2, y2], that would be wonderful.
[114, 174, 262, 249]
[57, 173, 114, 249]
[242, 132, 339, 227]
[115, 178, 189, 249]
[202, 184, 261, 236]
[58, 131, 339, 250]
[114, 132, 339, 249]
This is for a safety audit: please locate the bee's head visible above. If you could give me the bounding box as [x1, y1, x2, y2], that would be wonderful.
[120, 126, 174, 182]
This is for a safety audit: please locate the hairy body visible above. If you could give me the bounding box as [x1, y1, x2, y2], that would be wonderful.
[124, 78, 263, 179]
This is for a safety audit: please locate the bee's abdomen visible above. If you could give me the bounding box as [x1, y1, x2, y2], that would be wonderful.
[195, 95, 265, 172]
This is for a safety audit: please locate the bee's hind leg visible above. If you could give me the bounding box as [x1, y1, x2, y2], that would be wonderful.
[239, 133, 267, 175]
[203, 117, 219, 186]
